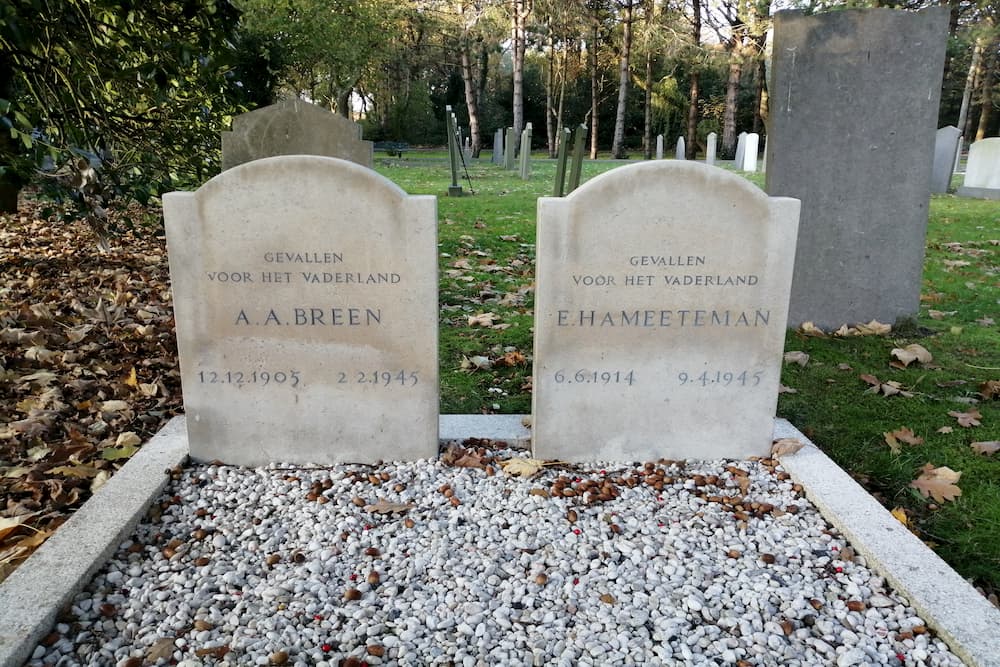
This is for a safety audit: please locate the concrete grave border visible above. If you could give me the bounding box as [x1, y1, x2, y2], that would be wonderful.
[1, 417, 997, 667]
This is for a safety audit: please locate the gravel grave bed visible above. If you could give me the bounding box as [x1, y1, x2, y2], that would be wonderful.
[26, 443, 964, 667]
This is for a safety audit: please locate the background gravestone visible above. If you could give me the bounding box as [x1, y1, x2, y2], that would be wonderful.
[706, 132, 717, 166]
[675, 136, 686, 160]
[163, 156, 438, 466]
[221, 99, 373, 170]
[766, 7, 948, 329]
[930, 126, 961, 193]
[533, 162, 800, 462]
[656, 135, 664, 159]
[957, 138, 1000, 198]
[742, 133, 760, 172]
[735, 132, 747, 168]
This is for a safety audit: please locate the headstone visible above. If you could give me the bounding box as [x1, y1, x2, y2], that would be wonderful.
[519, 123, 533, 180]
[957, 138, 1000, 198]
[567, 124, 587, 193]
[163, 156, 439, 466]
[445, 106, 463, 197]
[954, 137, 964, 174]
[931, 126, 961, 193]
[553, 127, 572, 196]
[656, 135, 664, 160]
[533, 161, 800, 461]
[742, 133, 760, 172]
[463, 137, 473, 162]
[675, 136, 686, 160]
[766, 7, 949, 329]
[735, 132, 747, 169]
[504, 128, 517, 170]
[493, 129, 503, 165]
[221, 99, 373, 170]
[706, 132, 717, 166]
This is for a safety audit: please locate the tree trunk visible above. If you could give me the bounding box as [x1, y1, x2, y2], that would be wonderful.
[460, 40, 483, 157]
[611, 0, 635, 159]
[590, 12, 600, 159]
[975, 48, 995, 141]
[512, 0, 530, 152]
[722, 54, 741, 157]
[685, 0, 701, 160]
[753, 51, 767, 134]
[643, 50, 653, 160]
[336, 88, 351, 118]
[546, 29, 557, 157]
[0, 57, 22, 213]
[958, 35, 985, 139]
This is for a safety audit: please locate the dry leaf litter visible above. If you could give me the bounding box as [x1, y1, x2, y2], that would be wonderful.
[25, 443, 963, 667]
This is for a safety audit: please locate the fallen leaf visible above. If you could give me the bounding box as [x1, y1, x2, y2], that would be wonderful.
[890, 506, 910, 528]
[498, 350, 526, 367]
[599, 593, 616, 604]
[468, 312, 498, 327]
[942, 259, 971, 269]
[441, 444, 488, 469]
[948, 409, 982, 427]
[936, 426, 954, 434]
[460, 355, 493, 371]
[771, 438, 804, 457]
[971, 441, 1000, 456]
[979, 380, 1000, 400]
[891, 344, 932, 368]
[99, 400, 130, 414]
[124, 367, 138, 388]
[910, 464, 962, 503]
[837, 363, 853, 371]
[101, 445, 138, 461]
[0, 515, 32, 541]
[783, 351, 810, 367]
[883, 427, 924, 454]
[48, 465, 100, 478]
[91, 470, 111, 492]
[975, 316, 995, 326]
[798, 321, 826, 337]
[859, 374, 881, 387]
[499, 457, 546, 477]
[778, 385, 798, 394]
[363, 499, 416, 514]
[146, 637, 176, 662]
[856, 320, 891, 336]
[195, 645, 230, 658]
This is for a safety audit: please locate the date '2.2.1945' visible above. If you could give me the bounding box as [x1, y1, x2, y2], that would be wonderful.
[196, 370, 420, 388]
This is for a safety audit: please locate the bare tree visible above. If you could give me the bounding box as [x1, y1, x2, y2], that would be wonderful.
[611, 0, 642, 158]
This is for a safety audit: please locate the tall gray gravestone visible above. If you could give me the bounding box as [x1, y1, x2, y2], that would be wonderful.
[675, 137, 686, 160]
[493, 129, 504, 165]
[533, 162, 800, 461]
[766, 8, 948, 329]
[742, 133, 760, 172]
[931, 126, 961, 194]
[735, 132, 747, 169]
[221, 99, 373, 170]
[706, 132, 717, 166]
[163, 156, 439, 466]
[504, 128, 517, 170]
[656, 135, 664, 160]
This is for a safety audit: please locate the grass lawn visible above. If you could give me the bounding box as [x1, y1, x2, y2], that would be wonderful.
[377, 155, 1000, 598]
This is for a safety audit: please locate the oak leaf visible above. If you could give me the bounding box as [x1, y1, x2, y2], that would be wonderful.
[499, 457, 546, 478]
[979, 380, 1000, 400]
[936, 426, 953, 434]
[947, 409, 982, 427]
[468, 312, 498, 327]
[363, 499, 416, 514]
[783, 351, 810, 367]
[971, 441, 1000, 456]
[146, 638, 176, 662]
[855, 320, 891, 336]
[771, 438, 804, 457]
[910, 465, 962, 503]
[798, 321, 826, 337]
[890, 344, 932, 368]
[883, 427, 923, 454]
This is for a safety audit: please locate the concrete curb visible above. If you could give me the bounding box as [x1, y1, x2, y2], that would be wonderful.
[774, 419, 1000, 667]
[0, 416, 189, 667]
[2, 416, 997, 666]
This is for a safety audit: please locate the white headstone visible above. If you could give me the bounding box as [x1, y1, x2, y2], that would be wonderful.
[743, 133, 760, 172]
[656, 135, 664, 160]
[930, 126, 961, 193]
[163, 156, 439, 466]
[735, 132, 747, 169]
[957, 138, 1000, 197]
[533, 161, 800, 462]
[493, 129, 503, 165]
[706, 132, 718, 166]
[519, 123, 533, 179]
[675, 136, 686, 160]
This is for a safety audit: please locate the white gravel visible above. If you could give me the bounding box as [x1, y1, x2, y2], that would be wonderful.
[26, 445, 965, 666]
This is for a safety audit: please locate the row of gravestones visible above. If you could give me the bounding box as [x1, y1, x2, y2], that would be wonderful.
[163, 157, 800, 467]
[655, 132, 761, 173]
[170, 6, 951, 468]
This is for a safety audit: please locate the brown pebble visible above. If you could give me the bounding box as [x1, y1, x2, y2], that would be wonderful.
[195, 508, 208, 517]
[566, 509, 578, 524]
[600, 593, 616, 604]
[194, 619, 213, 631]
[438, 483, 451, 494]
[809, 598, 823, 610]
[846, 600, 865, 612]
[561, 488, 577, 497]
[40, 632, 60, 647]
[784, 505, 800, 514]
[366, 645, 386, 657]
[192, 529, 208, 540]
[269, 650, 289, 665]
[897, 630, 914, 640]
[364, 547, 380, 557]
[344, 588, 362, 601]
[761, 553, 776, 564]
[535, 573, 548, 585]
[404, 518, 415, 529]
[912, 625, 927, 635]
[317, 496, 329, 504]
[727, 549, 741, 559]
[610, 523, 623, 534]
[379, 472, 391, 481]
[393, 483, 406, 492]
[266, 553, 281, 566]
[351, 496, 365, 507]
[529, 488, 549, 497]
[485, 465, 495, 476]
[706, 475, 719, 485]
[792, 483, 804, 493]
[779, 619, 794, 635]
[194, 556, 211, 567]
[367, 570, 380, 585]
[450, 496, 461, 507]
[692, 474, 707, 486]
[120, 658, 143, 667]
[443, 487, 454, 498]
[777, 471, 791, 481]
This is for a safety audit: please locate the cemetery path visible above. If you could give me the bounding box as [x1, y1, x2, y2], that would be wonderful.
[0, 199, 183, 583]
